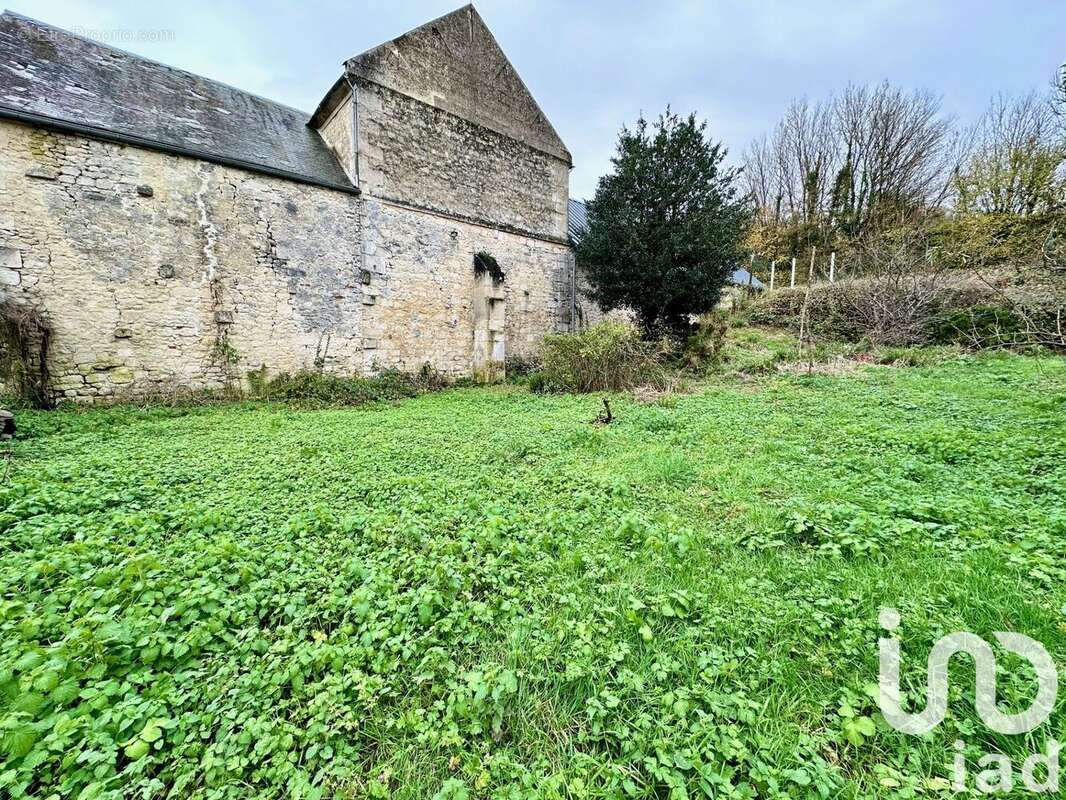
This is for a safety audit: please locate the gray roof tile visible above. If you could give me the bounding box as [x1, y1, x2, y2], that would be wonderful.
[729, 268, 765, 289]
[0, 11, 355, 192]
[567, 198, 588, 244]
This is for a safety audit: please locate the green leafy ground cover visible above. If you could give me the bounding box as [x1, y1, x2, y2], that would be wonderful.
[1, 351, 1065, 799]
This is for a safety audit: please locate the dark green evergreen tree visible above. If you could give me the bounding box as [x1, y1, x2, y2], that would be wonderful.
[576, 110, 750, 336]
[829, 152, 856, 236]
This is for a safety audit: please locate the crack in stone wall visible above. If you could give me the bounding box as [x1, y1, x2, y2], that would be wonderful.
[0, 118, 366, 402]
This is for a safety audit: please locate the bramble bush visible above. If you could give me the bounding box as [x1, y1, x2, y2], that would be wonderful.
[681, 313, 730, 371]
[535, 321, 672, 393]
[0, 300, 52, 410]
[246, 365, 448, 406]
[750, 283, 1066, 350]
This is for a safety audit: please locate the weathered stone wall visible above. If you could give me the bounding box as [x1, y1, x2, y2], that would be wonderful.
[359, 198, 572, 374]
[0, 6, 587, 402]
[317, 98, 357, 185]
[341, 70, 575, 373]
[573, 267, 633, 330]
[0, 116, 575, 401]
[345, 5, 571, 164]
[0, 119, 366, 402]
[312, 38, 579, 378]
[351, 80, 569, 243]
[326, 23, 578, 375]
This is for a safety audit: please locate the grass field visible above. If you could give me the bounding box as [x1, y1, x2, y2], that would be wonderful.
[1, 347, 1065, 798]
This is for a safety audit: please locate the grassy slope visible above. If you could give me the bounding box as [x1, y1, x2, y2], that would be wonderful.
[1, 352, 1065, 799]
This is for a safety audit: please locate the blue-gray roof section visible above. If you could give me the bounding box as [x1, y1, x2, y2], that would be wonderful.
[567, 198, 588, 244]
[729, 268, 766, 290]
[0, 11, 357, 193]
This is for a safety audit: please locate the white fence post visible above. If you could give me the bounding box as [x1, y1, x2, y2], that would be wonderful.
[769, 260, 776, 291]
[790, 257, 796, 288]
[829, 251, 836, 283]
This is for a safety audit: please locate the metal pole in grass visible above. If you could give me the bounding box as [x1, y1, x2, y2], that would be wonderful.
[790, 257, 796, 288]
[770, 260, 776, 291]
[829, 251, 836, 283]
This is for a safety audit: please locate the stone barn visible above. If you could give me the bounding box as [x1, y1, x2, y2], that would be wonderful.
[0, 5, 588, 401]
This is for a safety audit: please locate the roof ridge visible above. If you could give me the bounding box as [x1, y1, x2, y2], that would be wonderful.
[0, 9, 312, 118]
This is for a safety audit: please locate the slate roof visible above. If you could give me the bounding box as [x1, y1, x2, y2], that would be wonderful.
[729, 268, 766, 290]
[0, 11, 356, 193]
[567, 199, 588, 244]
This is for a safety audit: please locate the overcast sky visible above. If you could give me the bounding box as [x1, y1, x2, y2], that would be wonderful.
[12, 1, 1065, 199]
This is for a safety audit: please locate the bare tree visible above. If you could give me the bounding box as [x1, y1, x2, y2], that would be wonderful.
[955, 91, 1065, 216]
[832, 83, 960, 237]
[742, 133, 778, 223]
[1054, 64, 1066, 134]
[780, 98, 838, 226]
[743, 97, 838, 227]
[745, 83, 960, 241]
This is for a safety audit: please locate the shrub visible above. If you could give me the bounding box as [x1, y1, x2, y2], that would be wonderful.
[930, 305, 1025, 348]
[876, 346, 961, 367]
[414, 362, 451, 392]
[526, 371, 551, 394]
[746, 223, 1023, 346]
[539, 321, 670, 393]
[504, 353, 540, 378]
[747, 285, 863, 341]
[248, 368, 441, 406]
[748, 279, 1006, 346]
[577, 110, 749, 336]
[750, 276, 1066, 351]
[0, 300, 52, 409]
[927, 212, 1065, 269]
[682, 313, 730, 371]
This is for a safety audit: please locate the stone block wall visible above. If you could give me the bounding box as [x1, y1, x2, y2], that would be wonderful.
[0, 119, 366, 402]
[353, 80, 569, 242]
[0, 118, 579, 401]
[360, 199, 572, 375]
[317, 96, 357, 185]
[0, 4, 589, 403]
[345, 5, 571, 165]
[311, 63, 579, 378]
